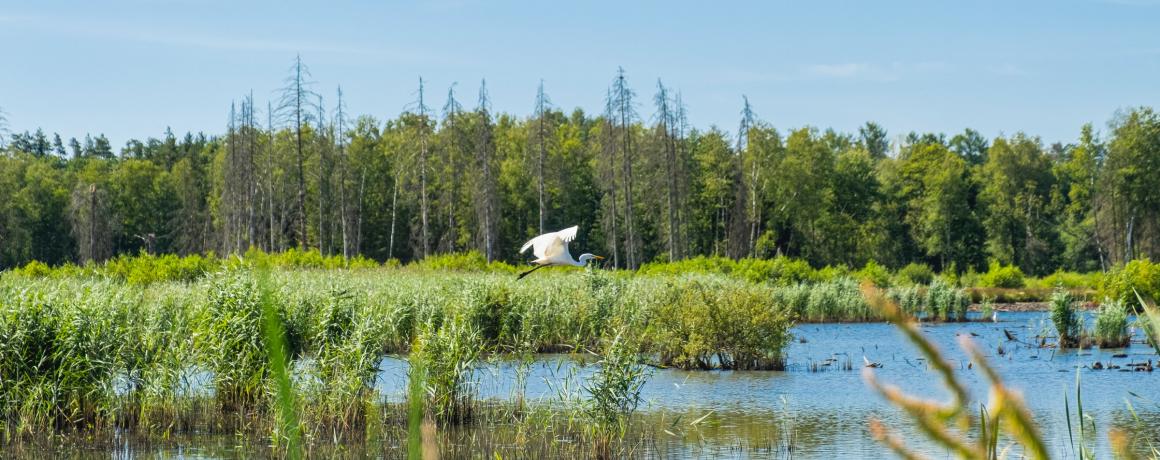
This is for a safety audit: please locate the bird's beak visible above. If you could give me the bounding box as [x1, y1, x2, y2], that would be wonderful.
[594, 256, 605, 260]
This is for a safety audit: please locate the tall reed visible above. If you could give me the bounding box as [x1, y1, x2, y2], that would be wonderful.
[1092, 298, 1130, 348]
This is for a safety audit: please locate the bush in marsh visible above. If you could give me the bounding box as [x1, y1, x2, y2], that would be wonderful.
[895, 263, 933, 286]
[854, 260, 892, 288]
[1092, 298, 1130, 348]
[637, 255, 819, 285]
[646, 276, 793, 369]
[409, 251, 516, 273]
[1100, 259, 1160, 306]
[979, 261, 1026, 289]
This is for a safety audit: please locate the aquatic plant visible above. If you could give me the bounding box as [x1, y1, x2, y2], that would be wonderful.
[583, 331, 650, 459]
[980, 297, 995, 322]
[1092, 298, 1130, 348]
[925, 278, 970, 321]
[1051, 288, 1084, 348]
[1135, 290, 1160, 355]
[411, 315, 481, 424]
[773, 277, 874, 323]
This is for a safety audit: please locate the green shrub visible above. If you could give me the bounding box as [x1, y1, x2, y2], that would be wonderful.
[17, 260, 53, 277]
[979, 261, 1025, 288]
[1100, 259, 1160, 306]
[1093, 299, 1130, 348]
[895, 263, 933, 286]
[1028, 270, 1101, 290]
[1050, 289, 1083, 348]
[855, 260, 892, 287]
[958, 267, 980, 289]
[412, 251, 489, 272]
[638, 256, 819, 285]
[645, 276, 793, 369]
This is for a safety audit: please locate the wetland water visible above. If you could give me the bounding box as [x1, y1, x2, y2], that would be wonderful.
[35, 312, 1160, 458]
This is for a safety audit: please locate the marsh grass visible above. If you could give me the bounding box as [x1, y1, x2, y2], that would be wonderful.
[1051, 288, 1086, 348]
[582, 331, 650, 459]
[1, 258, 987, 453]
[1093, 299, 1131, 348]
[885, 280, 972, 322]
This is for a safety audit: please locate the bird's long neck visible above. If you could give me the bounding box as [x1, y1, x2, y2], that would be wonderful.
[566, 255, 582, 267]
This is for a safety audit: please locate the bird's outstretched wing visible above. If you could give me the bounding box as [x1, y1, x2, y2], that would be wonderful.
[520, 226, 578, 260]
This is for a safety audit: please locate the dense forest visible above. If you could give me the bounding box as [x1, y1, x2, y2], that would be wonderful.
[2, 59, 1159, 275]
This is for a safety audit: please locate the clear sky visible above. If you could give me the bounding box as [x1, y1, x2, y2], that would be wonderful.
[1, 0, 1158, 149]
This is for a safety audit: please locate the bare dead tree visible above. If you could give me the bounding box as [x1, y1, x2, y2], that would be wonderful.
[672, 92, 686, 258]
[316, 93, 332, 255]
[335, 86, 356, 259]
[0, 106, 8, 148]
[533, 80, 553, 234]
[408, 77, 433, 258]
[275, 54, 319, 249]
[475, 80, 498, 262]
[441, 83, 465, 253]
[221, 94, 261, 254]
[245, 91, 257, 249]
[738, 96, 760, 258]
[654, 79, 680, 261]
[600, 87, 621, 268]
[266, 100, 278, 251]
[610, 68, 639, 268]
[70, 183, 115, 263]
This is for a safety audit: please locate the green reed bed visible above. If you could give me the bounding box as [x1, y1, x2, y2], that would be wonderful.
[0, 268, 795, 445]
[0, 261, 988, 454]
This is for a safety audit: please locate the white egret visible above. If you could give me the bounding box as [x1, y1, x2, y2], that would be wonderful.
[516, 225, 603, 280]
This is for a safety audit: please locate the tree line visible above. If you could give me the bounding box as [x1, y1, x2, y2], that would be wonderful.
[2, 58, 1159, 275]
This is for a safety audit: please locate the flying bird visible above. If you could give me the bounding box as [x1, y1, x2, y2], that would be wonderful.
[517, 225, 603, 280]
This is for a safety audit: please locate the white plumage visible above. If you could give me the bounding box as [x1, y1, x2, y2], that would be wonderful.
[520, 225, 579, 265]
[517, 225, 602, 279]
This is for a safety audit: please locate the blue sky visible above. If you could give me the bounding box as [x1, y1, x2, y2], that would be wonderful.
[1, 0, 1158, 149]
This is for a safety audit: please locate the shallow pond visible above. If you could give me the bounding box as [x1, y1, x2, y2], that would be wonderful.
[30, 311, 1160, 458]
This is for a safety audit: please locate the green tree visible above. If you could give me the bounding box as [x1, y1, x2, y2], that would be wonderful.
[1056, 124, 1105, 271]
[1101, 107, 1160, 263]
[980, 134, 1061, 275]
